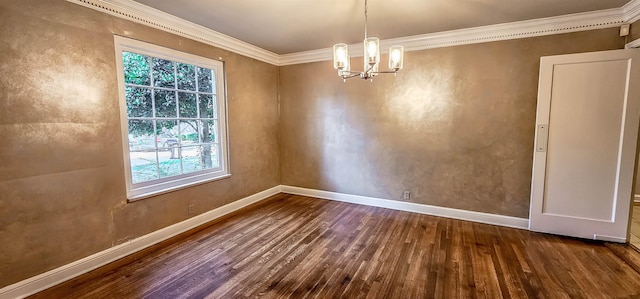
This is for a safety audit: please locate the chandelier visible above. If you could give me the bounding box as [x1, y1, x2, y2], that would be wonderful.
[332, 0, 404, 82]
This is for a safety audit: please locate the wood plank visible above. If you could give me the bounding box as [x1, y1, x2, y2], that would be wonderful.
[630, 205, 640, 250]
[31, 194, 640, 298]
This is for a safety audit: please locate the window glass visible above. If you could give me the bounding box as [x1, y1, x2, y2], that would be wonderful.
[116, 38, 228, 200]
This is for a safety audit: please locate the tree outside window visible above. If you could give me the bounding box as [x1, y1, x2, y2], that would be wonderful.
[115, 36, 229, 200]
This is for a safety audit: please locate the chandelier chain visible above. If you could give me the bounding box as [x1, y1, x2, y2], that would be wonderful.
[364, 0, 368, 39]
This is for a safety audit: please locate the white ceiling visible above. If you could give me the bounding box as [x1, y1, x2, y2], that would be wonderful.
[133, 0, 631, 54]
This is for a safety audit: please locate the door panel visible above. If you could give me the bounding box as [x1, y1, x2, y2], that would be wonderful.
[530, 49, 640, 242]
[543, 60, 628, 220]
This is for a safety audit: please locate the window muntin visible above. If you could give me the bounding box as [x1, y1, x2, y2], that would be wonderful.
[114, 37, 229, 200]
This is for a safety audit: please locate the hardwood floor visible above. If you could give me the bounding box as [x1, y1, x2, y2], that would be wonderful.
[32, 194, 640, 298]
[631, 204, 640, 250]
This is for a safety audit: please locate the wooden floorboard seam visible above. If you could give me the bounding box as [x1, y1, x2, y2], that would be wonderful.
[30, 194, 640, 298]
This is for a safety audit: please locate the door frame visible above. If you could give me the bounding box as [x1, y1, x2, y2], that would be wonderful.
[626, 40, 640, 246]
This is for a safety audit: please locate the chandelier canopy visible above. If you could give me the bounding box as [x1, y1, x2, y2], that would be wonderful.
[332, 0, 404, 82]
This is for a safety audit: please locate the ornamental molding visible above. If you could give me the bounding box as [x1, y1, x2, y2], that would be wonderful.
[67, 0, 280, 65]
[68, 0, 640, 66]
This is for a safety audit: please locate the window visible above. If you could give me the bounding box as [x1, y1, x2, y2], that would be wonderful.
[114, 36, 229, 200]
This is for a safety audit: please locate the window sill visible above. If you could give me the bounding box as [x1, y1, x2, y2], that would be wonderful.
[127, 173, 231, 202]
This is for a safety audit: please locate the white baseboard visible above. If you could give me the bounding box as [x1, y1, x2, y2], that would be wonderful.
[280, 185, 530, 230]
[1, 185, 530, 298]
[0, 186, 282, 299]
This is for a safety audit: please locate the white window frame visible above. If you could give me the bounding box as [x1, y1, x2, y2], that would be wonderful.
[114, 36, 230, 201]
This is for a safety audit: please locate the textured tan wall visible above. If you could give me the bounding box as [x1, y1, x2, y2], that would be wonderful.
[631, 20, 640, 42]
[279, 29, 625, 218]
[0, 0, 280, 287]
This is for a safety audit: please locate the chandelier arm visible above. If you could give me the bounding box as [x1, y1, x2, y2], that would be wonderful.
[340, 71, 363, 76]
[371, 71, 399, 74]
[342, 73, 362, 80]
[364, 63, 376, 75]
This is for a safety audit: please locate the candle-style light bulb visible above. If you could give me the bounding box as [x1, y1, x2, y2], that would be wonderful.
[367, 41, 377, 57]
[388, 45, 404, 71]
[364, 37, 380, 66]
[337, 48, 346, 61]
[333, 43, 349, 70]
[391, 49, 401, 63]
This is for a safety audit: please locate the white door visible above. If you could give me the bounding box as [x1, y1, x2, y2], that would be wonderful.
[530, 49, 640, 242]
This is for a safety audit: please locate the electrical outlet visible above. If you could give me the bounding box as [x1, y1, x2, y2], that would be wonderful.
[188, 204, 194, 215]
[403, 191, 411, 200]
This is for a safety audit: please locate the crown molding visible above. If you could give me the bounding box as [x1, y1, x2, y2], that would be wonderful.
[280, 8, 625, 65]
[68, 0, 635, 67]
[66, 0, 280, 65]
[624, 0, 640, 23]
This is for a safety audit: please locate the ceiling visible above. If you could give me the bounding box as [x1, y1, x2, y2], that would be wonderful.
[133, 0, 631, 54]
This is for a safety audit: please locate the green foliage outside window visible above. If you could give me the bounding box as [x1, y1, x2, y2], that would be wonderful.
[122, 51, 219, 183]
